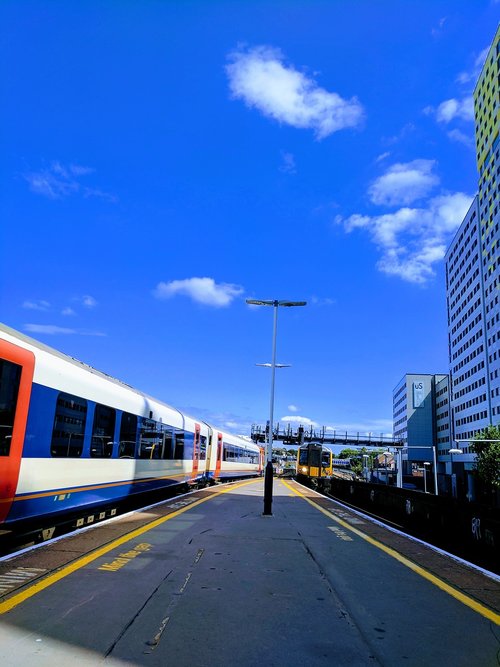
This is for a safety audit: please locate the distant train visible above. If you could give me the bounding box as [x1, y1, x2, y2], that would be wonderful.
[296, 442, 355, 487]
[0, 324, 263, 529]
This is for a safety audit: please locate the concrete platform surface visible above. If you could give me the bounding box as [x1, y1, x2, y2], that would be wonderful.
[0, 478, 499, 666]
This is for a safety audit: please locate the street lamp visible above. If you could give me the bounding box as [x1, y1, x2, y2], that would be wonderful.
[449, 447, 463, 498]
[382, 451, 392, 485]
[362, 454, 369, 482]
[246, 298, 307, 515]
[423, 461, 431, 494]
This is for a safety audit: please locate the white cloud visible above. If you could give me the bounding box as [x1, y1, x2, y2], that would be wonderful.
[81, 295, 98, 308]
[226, 45, 364, 139]
[375, 151, 391, 163]
[24, 324, 76, 335]
[368, 160, 439, 207]
[431, 16, 447, 37]
[61, 307, 76, 316]
[24, 161, 115, 202]
[280, 415, 319, 427]
[456, 46, 490, 84]
[287, 405, 299, 413]
[24, 324, 105, 336]
[154, 277, 244, 307]
[447, 128, 474, 148]
[435, 97, 474, 123]
[280, 151, 296, 174]
[22, 300, 51, 311]
[310, 296, 336, 306]
[338, 191, 473, 284]
[24, 324, 106, 336]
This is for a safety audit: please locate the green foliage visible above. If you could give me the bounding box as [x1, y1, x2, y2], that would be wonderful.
[471, 425, 500, 489]
[338, 448, 360, 459]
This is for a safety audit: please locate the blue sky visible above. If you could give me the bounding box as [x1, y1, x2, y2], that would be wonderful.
[1, 1, 499, 440]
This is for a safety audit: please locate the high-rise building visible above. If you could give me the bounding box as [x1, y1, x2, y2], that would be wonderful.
[445, 196, 490, 451]
[475, 25, 500, 424]
[443, 25, 500, 497]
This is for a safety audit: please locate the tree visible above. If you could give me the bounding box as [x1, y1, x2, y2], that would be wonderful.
[471, 424, 500, 489]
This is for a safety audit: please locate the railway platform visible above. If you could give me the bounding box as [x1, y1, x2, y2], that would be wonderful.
[0, 478, 499, 666]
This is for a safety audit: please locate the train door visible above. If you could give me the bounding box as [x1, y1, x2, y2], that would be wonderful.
[214, 432, 223, 480]
[0, 339, 35, 523]
[190, 423, 201, 481]
[308, 444, 322, 478]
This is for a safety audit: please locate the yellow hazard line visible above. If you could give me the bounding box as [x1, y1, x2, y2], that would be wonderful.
[281, 479, 500, 626]
[0, 478, 260, 614]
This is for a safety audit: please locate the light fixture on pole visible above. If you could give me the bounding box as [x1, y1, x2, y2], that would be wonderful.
[362, 454, 369, 482]
[449, 447, 463, 498]
[246, 298, 306, 515]
[423, 461, 431, 494]
[382, 451, 391, 486]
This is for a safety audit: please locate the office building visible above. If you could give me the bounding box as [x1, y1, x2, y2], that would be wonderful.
[393, 374, 449, 474]
[445, 25, 500, 454]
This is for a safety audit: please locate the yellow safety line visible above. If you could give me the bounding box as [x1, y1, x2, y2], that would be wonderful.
[281, 480, 500, 626]
[0, 478, 260, 614]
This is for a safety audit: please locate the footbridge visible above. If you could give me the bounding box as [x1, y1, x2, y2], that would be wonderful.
[250, 423, 403, 448]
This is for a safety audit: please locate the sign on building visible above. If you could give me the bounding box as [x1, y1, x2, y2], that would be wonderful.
[413, 381, 425, 408]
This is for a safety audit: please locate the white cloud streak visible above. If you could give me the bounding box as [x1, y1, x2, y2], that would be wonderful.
[447, 128, 474, 148]
[24, 162, 116, 202]
[456, 46, 490, 84]
[22, 300, 51, 311]
[280, 151, 296, 174]
[226, 45, 364, 139]
[368, 160, 439, 207]
[154, 277, 244, 307]
[24, 324, 105, 336]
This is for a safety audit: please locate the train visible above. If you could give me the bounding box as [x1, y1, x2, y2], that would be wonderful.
[296, 442, 356, 488]
[0, 323, 263, 530]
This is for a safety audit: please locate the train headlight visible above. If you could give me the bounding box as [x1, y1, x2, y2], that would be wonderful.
[301, 466, 308, 473]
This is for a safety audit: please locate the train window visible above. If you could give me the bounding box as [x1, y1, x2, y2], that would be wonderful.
[162, 425, 174, 459]
[223, 443, 238, 461]
[0, 359, 22, 456]
[174, 429, 184, 459]
[309, 449, 321, 467]
[322, 451, 331, 466]
[51, 392, 87, 457]
[199, 435, 207, 461]
[118, 412, 138, 458]
[90, 404, 116, 458]
[139, 418, 163, 459]
[298, 449, 308, 465]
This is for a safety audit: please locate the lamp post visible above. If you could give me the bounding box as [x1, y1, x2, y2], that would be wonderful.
[449, 447, 463, 498]
[423, 462, 431, 494]
[382, 451, 391, 485]
[362, 454, 369, 482]
[246, 298, 306, 515]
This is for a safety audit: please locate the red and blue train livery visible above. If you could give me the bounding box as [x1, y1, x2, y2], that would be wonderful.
[0, 323, 263, 528]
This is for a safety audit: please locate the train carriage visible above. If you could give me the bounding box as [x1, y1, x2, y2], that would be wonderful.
[0, 323, 262, 528]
